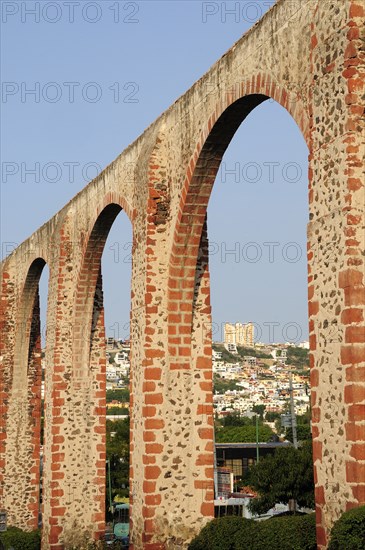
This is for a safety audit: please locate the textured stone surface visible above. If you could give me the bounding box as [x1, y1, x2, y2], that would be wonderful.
[0, 1, 364, 549]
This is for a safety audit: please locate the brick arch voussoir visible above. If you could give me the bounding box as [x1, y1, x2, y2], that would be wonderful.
[168, 74, 309, 354]
[93, 192, 135, 227]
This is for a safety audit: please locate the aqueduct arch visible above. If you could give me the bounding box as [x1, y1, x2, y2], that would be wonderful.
[1, 1, 364, 548]
[165, 90, 309, 527]
[2, 257, 47, 529]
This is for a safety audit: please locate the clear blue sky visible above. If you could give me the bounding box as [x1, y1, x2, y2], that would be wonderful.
[1, 0, 309, 344]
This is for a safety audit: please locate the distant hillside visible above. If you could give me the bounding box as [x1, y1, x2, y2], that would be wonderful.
[212, 343, 271, 361]
[286, 346, 309, 368]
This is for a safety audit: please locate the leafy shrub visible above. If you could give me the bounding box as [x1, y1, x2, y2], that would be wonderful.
[69, 542, 125, 550]
[328, 505, 365, 550]
[189, 516, 256, 550]
[189, 513, 316, 550]
[249, 514, 316, 550]
[0, 527, 41, 550]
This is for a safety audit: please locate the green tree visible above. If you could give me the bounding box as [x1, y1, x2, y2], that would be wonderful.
[247, 440, 314, 515]
[265, 411, 280, 422]
[252, 404, 266, 420]
[215, 423, 274, 443]
[286, 410, 312, 442]
[221, 412, 252, 427]
[106, 418, 130, 500]
[286, 424, 312, 443]
[106, 406, 129, 416]
[106, 388, 130, 403]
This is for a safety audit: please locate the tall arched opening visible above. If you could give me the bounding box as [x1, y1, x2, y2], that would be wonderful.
[4, 258, 49, 530]
[207, 97, 310, 506]
[41, 202, 133, 549]
[167, 87, 312, 540]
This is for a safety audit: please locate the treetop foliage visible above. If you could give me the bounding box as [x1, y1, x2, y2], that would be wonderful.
[247, 440, 314, 515]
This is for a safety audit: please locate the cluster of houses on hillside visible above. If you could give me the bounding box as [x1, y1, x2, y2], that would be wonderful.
[212, 341, 310, 418]
[102, 337, 310, 420]
[105, 338, 131, 387]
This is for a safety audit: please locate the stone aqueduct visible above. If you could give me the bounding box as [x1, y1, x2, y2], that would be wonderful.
[1, 0, 364, 548]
